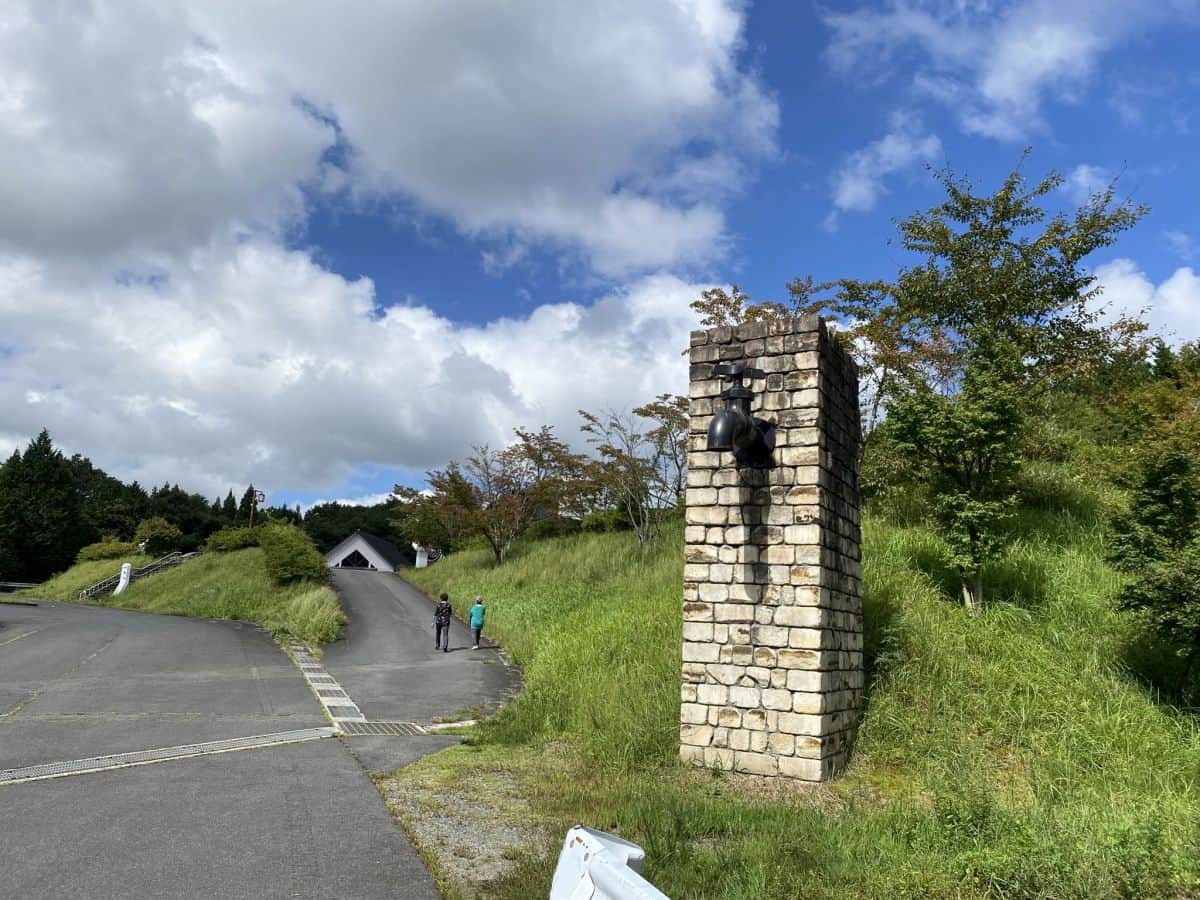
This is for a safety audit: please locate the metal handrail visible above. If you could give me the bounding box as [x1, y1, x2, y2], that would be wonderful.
[77, 552, 197, 600]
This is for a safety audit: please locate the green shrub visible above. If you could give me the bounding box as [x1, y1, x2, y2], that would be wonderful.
[77, 540, 138, 562]
[580, 508, 632, 533]
[134, 516, 183, 557]
[525, 517, 582, 541]
[205, 526, 263, 553]
[259, 523, 329, 585]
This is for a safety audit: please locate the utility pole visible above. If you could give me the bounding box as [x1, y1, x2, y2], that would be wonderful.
[249, 489, 265, 527]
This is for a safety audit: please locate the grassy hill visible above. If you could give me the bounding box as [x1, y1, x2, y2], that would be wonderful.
[30, 553, 152, 600]
[28, 548, 343, 646]
[398, 465, 1200, 898]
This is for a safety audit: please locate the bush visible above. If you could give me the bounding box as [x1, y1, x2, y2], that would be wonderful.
[525, 517, 582, 542]
[134, 517, 183, 557]
[205, 526, 263, 553]
[77, 540, 138, 562]
[258, 523, 329, 585]
[580, 508, 632, 533]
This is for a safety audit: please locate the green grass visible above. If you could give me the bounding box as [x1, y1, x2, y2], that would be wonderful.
[27, 554, 152, 600]
[30, 549, 344, 645]
[401, 473, 1200, 899]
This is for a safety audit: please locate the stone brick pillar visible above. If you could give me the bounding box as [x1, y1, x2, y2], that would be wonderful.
[679, 315, 863, 782]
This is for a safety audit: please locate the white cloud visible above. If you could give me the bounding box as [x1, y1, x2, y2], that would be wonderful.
[1093, 258, 1200, 346]
[299, 493, 396, 513]
[1165, 230, 1196, 262]
[821, 1, 1199, 141]
[1062, 164, 1114, 204]
[827, 112, 942, 226]
[0, 0, 776, 277]
[0, 240, 705, 497]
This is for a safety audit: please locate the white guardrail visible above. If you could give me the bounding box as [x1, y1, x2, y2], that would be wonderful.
[549, 826, 669, 900]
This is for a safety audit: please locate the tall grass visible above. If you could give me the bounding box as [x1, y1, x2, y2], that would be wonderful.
[32, 549, 344, 645]
[407, 529, 681, 765]
[402, 470, 1200, 898]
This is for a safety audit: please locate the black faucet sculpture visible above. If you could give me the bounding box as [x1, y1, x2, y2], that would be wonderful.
[705, 362, 774, 466]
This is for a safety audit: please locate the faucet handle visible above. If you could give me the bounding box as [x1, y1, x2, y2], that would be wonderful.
[712, 362, 765, 381]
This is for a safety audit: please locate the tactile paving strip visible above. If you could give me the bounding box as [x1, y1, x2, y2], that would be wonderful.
[0, 728, 336, 786]
[287, 642, 365, 725]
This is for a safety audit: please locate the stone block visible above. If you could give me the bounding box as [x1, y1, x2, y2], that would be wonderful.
[739, 710, 768, 734]
[681, 703, 708, 725]
[761, 688, 792, 710]
[727, 631, 753, 652]
[720, 643, 748, 667]
[697, 683, 729, 705]
[714, 603, 755, 623]
[708, 563, 733, 583]
[745, 666, 771, 686]
[775, 648, 821, 669]
[777, 756, 823, 781]
[734, 751, 778, 776]
[763, 545, 795, 565]
[683, 642, 720, 663]
[716, 706, 741, 728]
[703, 747, 735, 770]
[768, 732, 796, 756]
[773, 606, 824, 627]
[728, 685, 760, 708]
[705, 663, 743, 686]
[750, 625, 790, 647]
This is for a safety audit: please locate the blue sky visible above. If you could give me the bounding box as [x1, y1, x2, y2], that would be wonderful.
[1, 1, 1197, 509]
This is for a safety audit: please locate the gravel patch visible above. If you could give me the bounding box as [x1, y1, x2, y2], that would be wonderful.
[376, 759, 551, 897]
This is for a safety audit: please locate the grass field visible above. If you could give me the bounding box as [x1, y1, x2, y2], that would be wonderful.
[400, 467, 1200, 898]
[28, 548, 343, 646]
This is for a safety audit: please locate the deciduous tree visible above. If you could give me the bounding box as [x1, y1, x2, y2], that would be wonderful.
[807, 160, 1145, 610]
[425, 425, 583, 564]
[579, 398, 688, 546]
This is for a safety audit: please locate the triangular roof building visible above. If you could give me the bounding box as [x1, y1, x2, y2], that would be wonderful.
[324, 530, 409, 572]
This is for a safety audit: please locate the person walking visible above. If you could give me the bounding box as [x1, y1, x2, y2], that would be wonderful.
[434, 592, 452, 653]
[469, 596, 486, 650]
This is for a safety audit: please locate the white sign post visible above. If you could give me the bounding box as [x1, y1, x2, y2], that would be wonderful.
[112, 563, 132, 596]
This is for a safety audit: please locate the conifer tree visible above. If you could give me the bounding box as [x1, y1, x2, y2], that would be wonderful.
[0, 431, 85, 579]
[222, 490, 238, 523]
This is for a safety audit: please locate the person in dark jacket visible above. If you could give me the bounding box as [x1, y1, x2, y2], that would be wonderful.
[434, 593, 452, 653]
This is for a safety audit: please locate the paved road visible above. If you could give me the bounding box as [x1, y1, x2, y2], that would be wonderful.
[324, 570, 520, 722]
[0, 577, 519, 899]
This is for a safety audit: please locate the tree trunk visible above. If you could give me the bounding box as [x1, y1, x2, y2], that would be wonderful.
[960, 568, 983, 615]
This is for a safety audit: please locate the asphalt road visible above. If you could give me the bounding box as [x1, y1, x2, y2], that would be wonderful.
[324, 570, 521, 723]
[0, 575, 519, 899]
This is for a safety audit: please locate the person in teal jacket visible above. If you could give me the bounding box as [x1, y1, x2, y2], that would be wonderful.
[469, 596, 486, 649]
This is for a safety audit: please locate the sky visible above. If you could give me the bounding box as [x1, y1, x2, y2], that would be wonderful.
[1, 0, 1198, 510]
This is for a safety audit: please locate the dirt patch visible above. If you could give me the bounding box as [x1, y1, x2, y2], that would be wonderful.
[374, 744, 562, 898]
